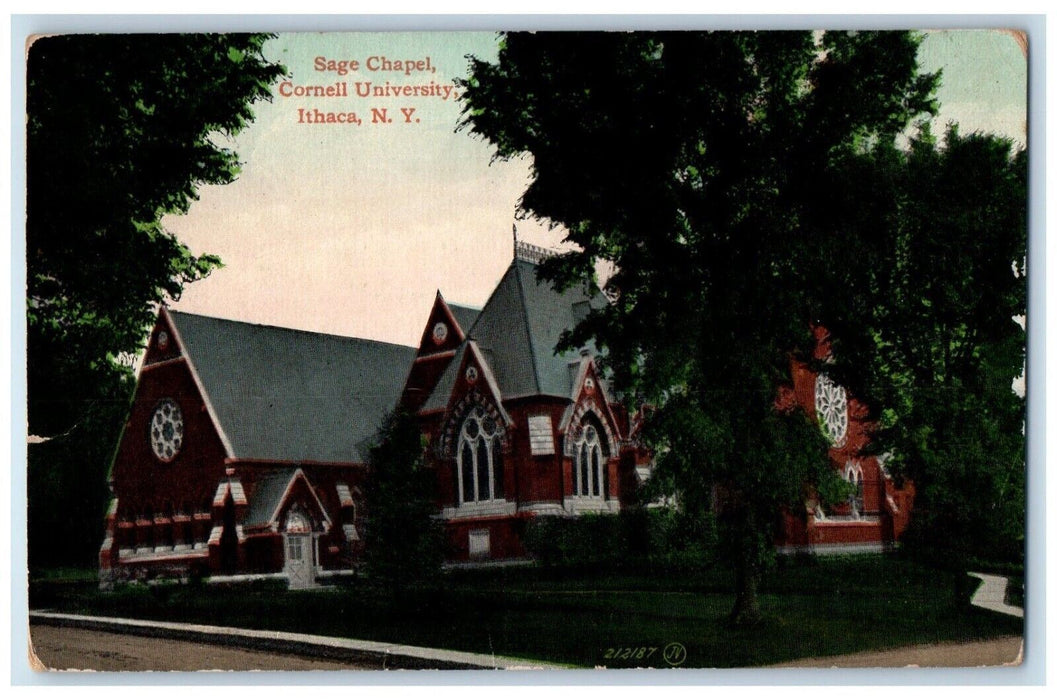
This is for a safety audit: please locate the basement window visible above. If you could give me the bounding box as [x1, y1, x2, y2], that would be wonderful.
[468, 528, 491, 558]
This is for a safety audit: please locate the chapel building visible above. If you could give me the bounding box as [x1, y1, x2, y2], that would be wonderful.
[99, 242, 909, 588]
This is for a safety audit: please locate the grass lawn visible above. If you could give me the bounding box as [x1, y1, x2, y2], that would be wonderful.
[29, 555, 1022, 668]
[1005, 575, 1025, 608]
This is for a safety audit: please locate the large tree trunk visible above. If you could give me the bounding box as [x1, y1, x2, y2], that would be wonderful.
[729, 550, 763, 627]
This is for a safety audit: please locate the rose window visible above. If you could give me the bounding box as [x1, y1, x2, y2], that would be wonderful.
[150, 399, 184, 462]
[814, 374, 848, 447]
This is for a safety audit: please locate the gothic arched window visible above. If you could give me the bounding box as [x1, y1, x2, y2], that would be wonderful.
[574, 421, 607, 498]
[845, 462, 865, 518]
[457, 407, 504, 504]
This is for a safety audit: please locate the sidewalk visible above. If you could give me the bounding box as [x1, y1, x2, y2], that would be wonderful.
[967, 572, 1024, 618]
[29, 611, 562, 671]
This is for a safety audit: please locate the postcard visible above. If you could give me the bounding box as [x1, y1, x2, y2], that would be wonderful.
[22, 27, 1028, 674]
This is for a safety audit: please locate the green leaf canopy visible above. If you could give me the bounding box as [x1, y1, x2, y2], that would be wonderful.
[460, 31, 947, 622]
[26, 34, 285, 436]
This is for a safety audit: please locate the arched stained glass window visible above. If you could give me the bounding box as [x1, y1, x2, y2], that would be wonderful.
[845, 462, 865, 518]
[456, 407, 504, 504]
[578, 442, 590, 496]
[574, 421, 606, 498]
[591, 441, 602, 497]
[460, 440, 474, 504]
[476, 438, 490, 500]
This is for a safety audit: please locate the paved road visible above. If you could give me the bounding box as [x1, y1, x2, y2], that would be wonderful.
[29, 624, 1023, 672]
[768, 635, 1023, 668]
[29, 625, 378, 672]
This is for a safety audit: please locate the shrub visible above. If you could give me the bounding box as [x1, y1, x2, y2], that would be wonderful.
[523, 507, 718, 572]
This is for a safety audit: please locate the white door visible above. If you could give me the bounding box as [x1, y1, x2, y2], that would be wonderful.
[284, 533, 314, 589]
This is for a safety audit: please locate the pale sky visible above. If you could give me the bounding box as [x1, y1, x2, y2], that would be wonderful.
[164, 30, 1027, 348]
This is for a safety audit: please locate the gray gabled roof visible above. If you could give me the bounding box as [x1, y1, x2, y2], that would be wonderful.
[421, 344, 468, 413]
[169, 311, 416, 463]
[448, 303, 481, 337]
[421, 258, 605, 411]
[467, 258, 604, 398]
[462, 262, 538, 397]
[243, 467, 299, 527]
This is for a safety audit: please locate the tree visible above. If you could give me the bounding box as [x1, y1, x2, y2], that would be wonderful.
[27, 34, 286, 438]
[820, 125, 1027, 586]
[25, 34, 285, 571]
[460, 31, 939, 624]
[364, 410, 444, 594]
[27, 403, 118, 571]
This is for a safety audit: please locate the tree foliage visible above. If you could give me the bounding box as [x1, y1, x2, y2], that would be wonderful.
[27, 402, 124, 571]
[821, 126, 1027, 573]
[26, 34, 285, 437]
[461, 31, 941, 624]
[25, 34, 284, 574]
[364, 410, 444, 592]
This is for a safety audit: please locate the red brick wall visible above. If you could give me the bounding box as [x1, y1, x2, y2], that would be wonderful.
[105, 335, 369, 579]
[779, 337, 915, 550]
[445, 516, 527, 561]
[812, 521, 884, 546]
[505, 398, 569, 504]
[110, 357, 229, 530]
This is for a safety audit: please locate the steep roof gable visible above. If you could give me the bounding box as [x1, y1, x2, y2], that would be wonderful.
[420, 343, 466, 414]
[461, 262, 536, 396]
[413, 291, 476, 355]
[466, 258, 604, 399]
[142, 310, 182, 366]
[448, 303, 481, 338]
[167, 310, 416, 463]
[243, 467, 332, 531]
[402, 293, 483, 412]
[560, 355, 623, 445]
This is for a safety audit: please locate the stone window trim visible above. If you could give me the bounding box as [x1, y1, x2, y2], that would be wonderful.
[562, 401, 617, 458]
[437, 390, 510, 460]
[440, 500, 517, 521]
